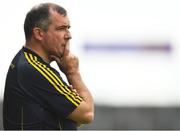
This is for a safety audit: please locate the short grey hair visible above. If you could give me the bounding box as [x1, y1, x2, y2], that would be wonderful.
[24, 3, 67, 40]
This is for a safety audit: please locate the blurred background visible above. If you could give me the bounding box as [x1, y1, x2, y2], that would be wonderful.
[0, 0, 180, 129]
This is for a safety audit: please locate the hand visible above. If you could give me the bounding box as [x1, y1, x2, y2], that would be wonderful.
[50, 42, 79, 75]
[69, 85, 79, 95]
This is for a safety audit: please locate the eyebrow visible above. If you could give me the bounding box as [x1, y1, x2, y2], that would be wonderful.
[56, 25, 71, 29]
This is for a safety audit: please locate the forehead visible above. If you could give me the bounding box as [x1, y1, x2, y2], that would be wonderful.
[50, 11, 70, 26]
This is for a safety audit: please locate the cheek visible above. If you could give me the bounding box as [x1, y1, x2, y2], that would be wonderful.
[53, 39, 64, 53]
[46, 33, 64, 54]
[55, 37, 64, 48]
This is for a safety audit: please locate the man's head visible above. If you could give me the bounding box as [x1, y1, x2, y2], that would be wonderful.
[24, 3, 72, 61]
[24, 3, 67, 40]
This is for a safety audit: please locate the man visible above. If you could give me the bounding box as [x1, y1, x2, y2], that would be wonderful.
[3, 3, 94, 130]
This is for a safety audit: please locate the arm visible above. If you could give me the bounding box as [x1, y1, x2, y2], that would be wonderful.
[50, 43, 94, 124]
[66, 72, 94, 124]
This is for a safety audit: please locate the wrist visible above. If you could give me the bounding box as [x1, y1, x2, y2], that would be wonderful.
[66, 71, 80, 78]
[66, 71, 81, 83]
[65, 69, 80, 76]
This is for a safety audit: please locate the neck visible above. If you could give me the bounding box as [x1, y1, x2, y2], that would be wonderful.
[25, 41, 51, 63]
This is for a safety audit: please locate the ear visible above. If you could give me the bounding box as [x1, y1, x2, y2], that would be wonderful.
[32, 27, 45, 41]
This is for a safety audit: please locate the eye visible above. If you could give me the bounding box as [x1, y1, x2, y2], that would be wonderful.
[56, 26, 71, 31]
[56, 27, 65, 31]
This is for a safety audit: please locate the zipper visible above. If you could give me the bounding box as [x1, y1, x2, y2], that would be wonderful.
[58, 120, 62, 130]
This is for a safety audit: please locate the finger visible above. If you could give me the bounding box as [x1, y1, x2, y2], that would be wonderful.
[64, 42, 70, 56]
[69, 85, 74, 89]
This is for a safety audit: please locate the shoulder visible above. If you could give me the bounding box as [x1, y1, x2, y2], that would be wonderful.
[17, 52, 40, 79]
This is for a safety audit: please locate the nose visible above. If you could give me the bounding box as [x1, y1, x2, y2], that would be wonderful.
[65, 30, 72, 40]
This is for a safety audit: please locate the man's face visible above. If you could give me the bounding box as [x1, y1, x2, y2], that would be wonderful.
[43, 11, 71, 59]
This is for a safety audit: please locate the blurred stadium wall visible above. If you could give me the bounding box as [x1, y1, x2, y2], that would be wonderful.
[0, 103, 180, 129]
